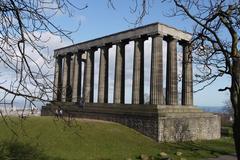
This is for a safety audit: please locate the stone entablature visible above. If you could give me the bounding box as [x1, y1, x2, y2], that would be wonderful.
[54, 22, 191, 56]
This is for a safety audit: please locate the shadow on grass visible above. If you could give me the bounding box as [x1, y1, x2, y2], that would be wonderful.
[0, 140, 64, 160]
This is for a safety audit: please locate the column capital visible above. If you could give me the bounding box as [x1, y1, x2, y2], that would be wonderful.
[55, 54, 63, 59]
[149, 32, 164, 38]
[131, 35, 148, 41]
[85, 47, 98, 53]
[66, 52, 73, 56]
[74, 51, 83, 61]
[100, 44, 111, 50]
[65, 53, 74, 62]
[164, 35, 179, 42]
[179, 40, 191, 46]
[95, 42, 112, 49]
[78, 49, 86, 54]
[115, 39, 129, 46]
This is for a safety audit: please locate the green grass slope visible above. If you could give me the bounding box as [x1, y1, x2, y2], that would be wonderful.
[0, 117, 235, 160]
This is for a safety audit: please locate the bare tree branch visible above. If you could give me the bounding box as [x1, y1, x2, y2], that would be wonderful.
[0, 0, 87, 116]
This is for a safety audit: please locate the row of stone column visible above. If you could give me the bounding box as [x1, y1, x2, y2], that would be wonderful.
[53, 34, 193, 106]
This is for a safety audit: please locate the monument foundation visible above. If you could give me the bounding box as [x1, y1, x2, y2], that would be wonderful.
[42, 103, 220, 142]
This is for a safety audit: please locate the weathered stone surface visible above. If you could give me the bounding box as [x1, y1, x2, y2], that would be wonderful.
[132, 38, 145, 104]
[181, 43, 193, 106]
[158, 114, 220, 142]
[166, 37, 178, 105]
[83, 50, 95, 103]
[98, 46, 109, 103]
[114, 42, 126, 104]
[150, 34, 164, 105]
[53, 56, 62, 101]
[72, 53, 82, 102]
[69, 54, 75, 102]
[61, 54, 73, 102]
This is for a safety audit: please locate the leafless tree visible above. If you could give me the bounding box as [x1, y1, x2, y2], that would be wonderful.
[112, 0, 240, 158]
[0, 0, 87, 116]
[167, 0, 240, 159]
[108, 0, 151, 26]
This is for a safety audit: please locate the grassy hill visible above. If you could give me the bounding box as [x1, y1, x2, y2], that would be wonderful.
[0, 116, 235, 160]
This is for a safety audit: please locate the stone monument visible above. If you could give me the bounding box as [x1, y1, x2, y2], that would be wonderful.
[42, 22, 220, 142]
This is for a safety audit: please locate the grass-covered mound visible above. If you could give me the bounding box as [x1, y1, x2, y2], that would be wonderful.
[0, 116, 235, 160]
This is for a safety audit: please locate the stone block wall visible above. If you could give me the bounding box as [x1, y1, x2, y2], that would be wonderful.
[158, 115, 221, 142]
[41, 103, 221, 142]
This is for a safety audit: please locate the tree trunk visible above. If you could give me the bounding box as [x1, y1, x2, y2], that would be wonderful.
[231, 57, 240, 160]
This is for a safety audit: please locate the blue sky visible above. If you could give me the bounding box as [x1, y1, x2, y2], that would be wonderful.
[51, 0, 230, 107]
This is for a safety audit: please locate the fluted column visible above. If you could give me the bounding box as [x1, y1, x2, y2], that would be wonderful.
[98, 46, 110, 103]
[83, 49, 95, 103]
[53, 56, 63, 101]
[69, 54, 75, 102]
[72, 52, 82, 102]
[61, 56, 67, 102]
[182, 43, 193, 106]
[166, 37, 178, 105]
[114, 42, 127, 104]
[132, 38, 145, 104]
[62, 54, 73, 102]
[150, 34, 164, 104]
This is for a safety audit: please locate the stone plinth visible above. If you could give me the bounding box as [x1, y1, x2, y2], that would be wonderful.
[41, 103, 220, 142]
